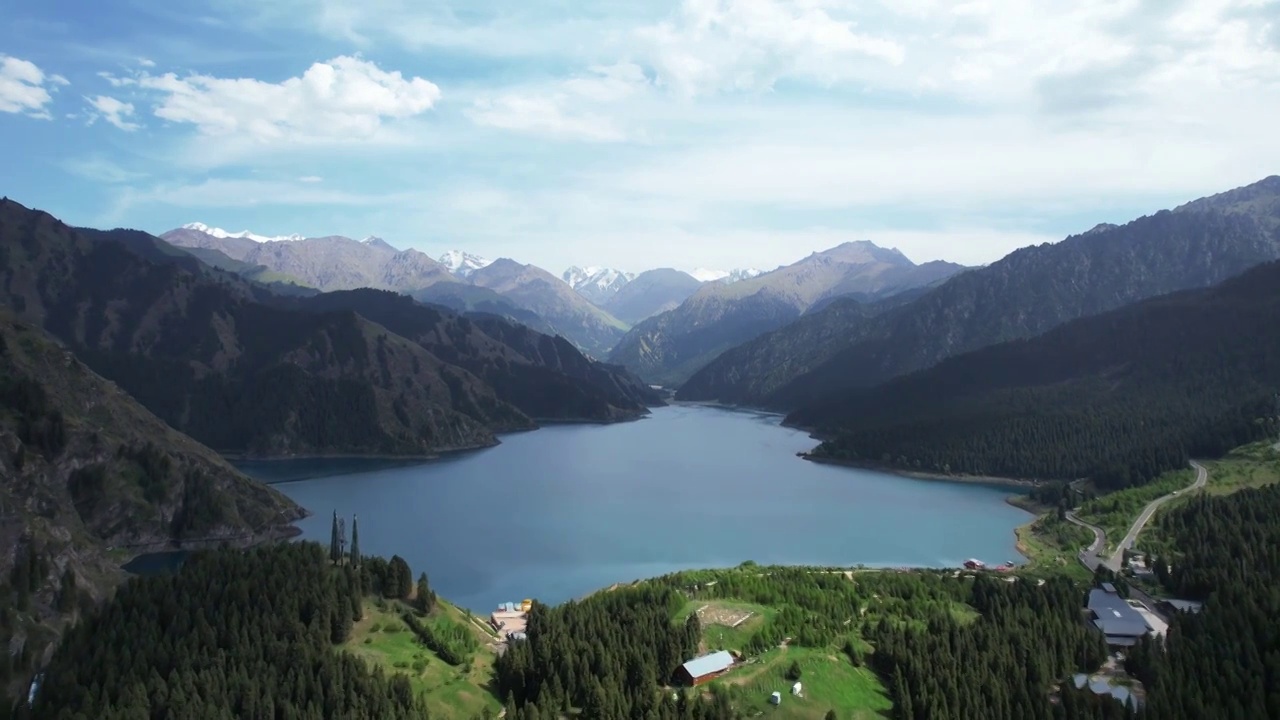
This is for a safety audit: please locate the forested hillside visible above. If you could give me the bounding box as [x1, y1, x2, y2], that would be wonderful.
[0, 310, 302, 699]
[26, 544, 428, 719]
[794, 260, 1280, 490]
[1123, 480, 1280, 719]
[276, 289, 660, 422]
[680, 176, 1280, 409]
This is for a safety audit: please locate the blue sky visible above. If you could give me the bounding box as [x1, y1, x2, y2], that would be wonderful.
[2, 0, 1278, 274]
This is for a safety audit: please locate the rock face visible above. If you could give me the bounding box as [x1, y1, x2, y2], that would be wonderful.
[0, 200, 655, 459]
[601, 268, 703, 325]
[609, 241, 967, 386]
[679, 176, 1280, 410]
[0, 307, 304, 675]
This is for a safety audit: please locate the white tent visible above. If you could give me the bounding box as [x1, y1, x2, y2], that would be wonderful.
[769, 691, 781, 705]
[792, 682, 802, 696]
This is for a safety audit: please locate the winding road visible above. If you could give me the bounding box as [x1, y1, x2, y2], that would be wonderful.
[1067, 460, 1207, 573]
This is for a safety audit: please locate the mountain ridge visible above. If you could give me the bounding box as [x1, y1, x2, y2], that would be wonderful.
[609, 240, 968, 386]
[791, 258, 1280, 490]
[679, 176, 1280, 409]
[1, 200, 657, 459]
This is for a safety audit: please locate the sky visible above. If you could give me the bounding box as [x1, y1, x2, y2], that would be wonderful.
[1, 0, 1278, 275]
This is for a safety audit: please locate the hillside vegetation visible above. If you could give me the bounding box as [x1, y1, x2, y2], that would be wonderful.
[796, 260, 1280, 491]
[0, 310, 302, 695]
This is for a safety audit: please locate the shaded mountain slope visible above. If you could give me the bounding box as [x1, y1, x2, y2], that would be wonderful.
[685, 176, 1280, 409]
[281, 289, 660, 422]
[0, 309, 303, 680]
[410, 281, 559, 337]
[0, 200, 531, 457]
[609, 242, 965, 386]
[793, 260, 1280, 490]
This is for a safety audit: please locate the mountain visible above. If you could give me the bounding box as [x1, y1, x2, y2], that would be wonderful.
[562, 266, 635, 305]
[0, 308, 303, 673]
[792, 259, 1280, 491]
[691, 268, 764, 283]
[410, 282, 559, 336]
[608, 241, 968, 386]
[1, 200, 655, 458]
[439, 250, 493, 278]
[601, 268, 703, 325]
[276, 289, 661, 421]
[161, 226, 455, 294]
[471, 259, 630, 358]
[682, 176, 1280, 409]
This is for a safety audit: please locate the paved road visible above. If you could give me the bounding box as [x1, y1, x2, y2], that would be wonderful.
[1103, 460, 1207, 570]
[1064, 460, 1207, 573]
[1063, 511, 1107, 572]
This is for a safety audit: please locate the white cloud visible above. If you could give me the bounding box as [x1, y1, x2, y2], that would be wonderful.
[136, 55, 441, 145]
[86, 95, 141, 131]
[45, 0, 1280, 274]
[298, 175, 324, 182]
[98, 72, 137, 88]
[138, 57, 156, 68]
[0, 54, 65, 118]
[468, 63, 651, 142]
[638, 0, 905, 96]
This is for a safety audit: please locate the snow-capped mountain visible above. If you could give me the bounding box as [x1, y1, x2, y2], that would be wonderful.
[690, 268, 764, 283]
[438, 250, 493, 278]
[181, 222, 304, 243]
[562, 266, 636, 305]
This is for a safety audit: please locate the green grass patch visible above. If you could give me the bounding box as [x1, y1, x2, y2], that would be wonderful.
[1012, 516, 1093, 582]
[1201, 442, 1280, 496]
[709, 647, 891, 719]
[344, 600, 500, 720]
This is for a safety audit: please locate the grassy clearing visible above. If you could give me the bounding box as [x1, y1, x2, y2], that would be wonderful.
[1013, 515, 1093, 582]
[677, 599, 777, 653]
[1201, 442, 1280, 496]
[678, 595, 893, 719]
[1076, 469, 1195, 553]
[344, 599, 500, 720]
[710, 647, 891, 719]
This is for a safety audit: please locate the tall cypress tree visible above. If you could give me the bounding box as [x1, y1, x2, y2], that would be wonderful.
[329, 510, 340, 565]
[349, 515, 360, 568]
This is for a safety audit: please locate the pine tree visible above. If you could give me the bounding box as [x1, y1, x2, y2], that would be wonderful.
[329, 510, 341, 565]
[349, 515, 360, 568]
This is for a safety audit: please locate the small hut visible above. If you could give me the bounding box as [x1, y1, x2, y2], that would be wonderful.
[791, 682, 802, 696]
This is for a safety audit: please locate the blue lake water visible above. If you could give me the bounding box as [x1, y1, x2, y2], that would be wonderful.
[241, 404, 1032, 613]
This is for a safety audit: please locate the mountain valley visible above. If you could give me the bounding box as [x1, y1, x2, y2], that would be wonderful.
[609, 241, 968, 386]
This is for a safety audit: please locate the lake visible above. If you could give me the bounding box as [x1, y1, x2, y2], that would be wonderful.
[241, 404, 1032, 613]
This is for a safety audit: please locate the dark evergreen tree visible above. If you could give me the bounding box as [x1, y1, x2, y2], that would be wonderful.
[330, 509, 341, 564]
[350, 514, 361, 568]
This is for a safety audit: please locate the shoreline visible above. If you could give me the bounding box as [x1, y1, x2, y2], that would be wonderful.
[798, 452, 1042, 490]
